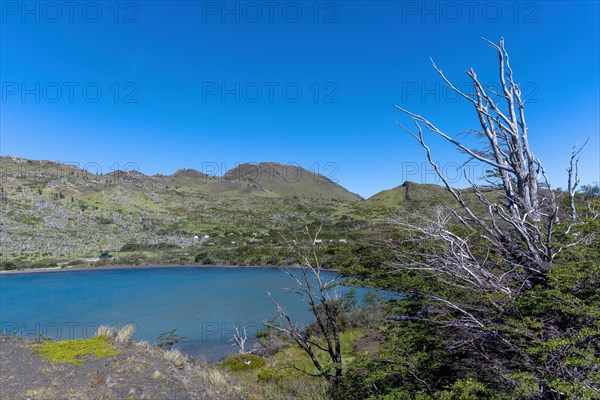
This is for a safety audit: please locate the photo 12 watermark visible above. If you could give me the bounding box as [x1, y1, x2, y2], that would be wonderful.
[1, 81, 140, 104]
[0, 159, 141, 184]
[201, 81, 339, 104]
[1, 1, 140, 24]
[200, 1, 339, 24]
[1, 321, 139, 341]
[400, 161, 487, 185]
[400, 1, 540, 24]
[399, 81, 540, 104]
[197, 321, 264, 342]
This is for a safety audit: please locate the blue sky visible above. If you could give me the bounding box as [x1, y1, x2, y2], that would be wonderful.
[1, 1, 599, 198]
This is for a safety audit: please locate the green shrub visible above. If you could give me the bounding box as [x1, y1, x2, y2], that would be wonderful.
[220, 354, 266, 372]
[437, 378, 496, 400]
[157, 328, 187, 349]
[30, 261, 59, 269]
[194, 251, 215, 265]
[257, 367, 286, 383]
[120, 242, 180, 252]
[65, 259, 86, 267]
[1, 261, 17, 270]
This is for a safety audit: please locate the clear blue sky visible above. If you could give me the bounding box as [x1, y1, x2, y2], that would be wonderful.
[1, 1, 598, 198]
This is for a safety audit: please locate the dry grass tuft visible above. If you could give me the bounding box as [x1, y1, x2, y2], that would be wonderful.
[95, 325, 135, 346]
[206, 369, 227, 387]
[115, 325, 135, 345]
[94, 326, 117, 341]
[152, 370, 163, 380]
[134, 340, 154, 352]
[196, 366, 241, 399]
[163, 348, 186, 369]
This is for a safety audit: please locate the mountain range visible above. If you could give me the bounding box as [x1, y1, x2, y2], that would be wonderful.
[0, 156, 462, 267]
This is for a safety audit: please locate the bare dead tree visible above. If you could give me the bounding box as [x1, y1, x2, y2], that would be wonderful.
[567, 139, 588, 222]
[267, 222, 343, 385]
[394, 38, 588, 276]
[391, 38, 597, 396]
[232, 325, 249, 354]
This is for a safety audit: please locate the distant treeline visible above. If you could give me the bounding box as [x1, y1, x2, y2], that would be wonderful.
[119, 242, 181, 252]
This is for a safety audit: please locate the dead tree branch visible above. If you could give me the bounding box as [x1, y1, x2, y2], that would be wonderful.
[268, 221, 343, 384]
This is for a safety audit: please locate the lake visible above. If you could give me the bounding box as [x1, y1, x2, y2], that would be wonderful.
[0, 266, 383, 361]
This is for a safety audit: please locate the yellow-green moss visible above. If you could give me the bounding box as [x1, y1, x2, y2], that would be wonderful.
[33, 335, 120, 365]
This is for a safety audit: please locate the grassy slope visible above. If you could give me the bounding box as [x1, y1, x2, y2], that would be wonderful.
[364, 180, 501, 218]
[0, 157, 365, 266]
[222, 329, 366, 400]
[0, 157, 498, 268]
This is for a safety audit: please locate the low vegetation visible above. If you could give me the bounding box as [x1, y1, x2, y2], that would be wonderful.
[32, 335, 120, 365]
[221, 354, 267, 372]
[221, 326, 371, 400]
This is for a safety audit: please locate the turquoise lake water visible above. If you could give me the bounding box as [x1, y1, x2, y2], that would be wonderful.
[0, 267, 381, 361]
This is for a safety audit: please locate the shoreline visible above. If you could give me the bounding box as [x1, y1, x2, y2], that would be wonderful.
[0, 263, 338, 275]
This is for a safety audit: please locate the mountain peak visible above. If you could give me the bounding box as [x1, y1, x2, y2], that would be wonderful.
[171, 168, 208, 178]
[222, 162, 361, 201]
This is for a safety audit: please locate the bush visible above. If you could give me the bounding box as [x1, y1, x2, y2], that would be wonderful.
[1, 261, 17, 270]
[30, 261, 59, 269]
[257, 367, 286, 383]
[120, 242, 180, 252]
[437, 378, 497, 400]
[220, 354, 266, 372]
[64, 259, 87, 267]
[157, 328, 187, 349]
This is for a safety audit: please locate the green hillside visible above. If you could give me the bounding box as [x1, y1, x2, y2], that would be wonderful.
[0, 157, 496, 269]
[0, 157, 366, 268]
[364, 180, 501, 218]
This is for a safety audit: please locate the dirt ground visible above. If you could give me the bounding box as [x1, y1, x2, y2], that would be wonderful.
[0, 337, 241, 400]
